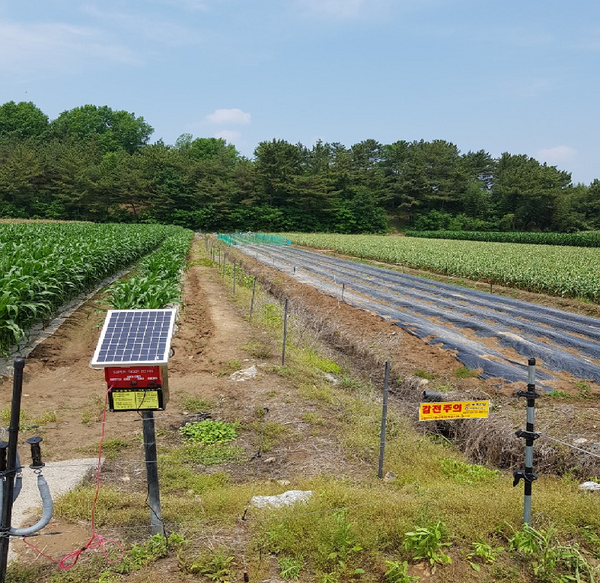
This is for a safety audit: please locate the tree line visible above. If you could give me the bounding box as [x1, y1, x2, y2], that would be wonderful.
[1, 100, 599, 233]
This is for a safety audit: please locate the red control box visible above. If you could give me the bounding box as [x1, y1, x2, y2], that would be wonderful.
[104, 366, 163, 388]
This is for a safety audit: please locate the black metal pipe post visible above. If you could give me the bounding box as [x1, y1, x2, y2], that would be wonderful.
[249, 276, 257, 322]
[232, 262, 236, 294]
[142, 411, 164, 536]
[281, 299, 289, 366]
[513, 358, 540, 525]
[378, 362, 391, 478]
[0, 358, 25, 583]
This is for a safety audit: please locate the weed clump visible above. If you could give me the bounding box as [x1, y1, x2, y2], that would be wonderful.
[179, 419, 238, 444]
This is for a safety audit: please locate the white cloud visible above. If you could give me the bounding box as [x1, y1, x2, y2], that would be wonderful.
[537, 145, 577, 166]
[214, 129, 241, 143]
[206, 108, 251, 125]
[0, 21, 140, 80]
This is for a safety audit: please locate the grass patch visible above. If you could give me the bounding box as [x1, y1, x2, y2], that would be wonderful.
[0, 406, 27, 428]
[163, 442, 246, 466]
[80, 394, 105, 424]
[296, 349, 342, 375]
[299, 382, 335, 404]
[159, 465, 229, 495]
[54, 486, 148, 527]
[243, 338, 276, 359]
[576, 381, 593, 399]
[189, 257, 215, 267]
[180, 395, 212, 412]
[217, 359, 243, 376]
[414, 369, 435, 380]
[100, 437, 131, 461]
[180, 546, 237, 580]
[179, 419, 239, 444]
[547, 390, 570, 399]
[453, 365, 479, 379]
[249, 420, 291, 452]
[302, 411, 326, 426]
[439, 458, 501, 485]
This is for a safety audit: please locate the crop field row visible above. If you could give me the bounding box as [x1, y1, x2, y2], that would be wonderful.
[237, 242, 600, 386]
[0, 222, 189, 355]
[282, 233, 600, 302]
[404, 229, 600, 247]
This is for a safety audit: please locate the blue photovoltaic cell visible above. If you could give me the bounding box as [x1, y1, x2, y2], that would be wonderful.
[91, 309, 176, 367]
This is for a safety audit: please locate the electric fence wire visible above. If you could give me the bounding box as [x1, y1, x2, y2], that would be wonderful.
[4, 430, 600, 473]
[538, 433, 600, 460]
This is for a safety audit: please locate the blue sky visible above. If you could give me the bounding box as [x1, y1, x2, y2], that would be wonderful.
[1, 0, 599, 184]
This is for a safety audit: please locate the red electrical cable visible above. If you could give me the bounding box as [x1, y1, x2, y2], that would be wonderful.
[23, 386, 124, 569]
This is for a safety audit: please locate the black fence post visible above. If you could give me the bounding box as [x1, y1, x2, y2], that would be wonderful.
[281, 299, 289, 366]
[513, 358, 541, 525]
[142, 411, 164, 536]
[378, 362, 391, 478]
[249, 277, 257, 322]
[0, 358, 26, 583]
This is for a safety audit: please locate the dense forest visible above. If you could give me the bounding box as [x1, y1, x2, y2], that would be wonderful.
[1, 100, 599, 233]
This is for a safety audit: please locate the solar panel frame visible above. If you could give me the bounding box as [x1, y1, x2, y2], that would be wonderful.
[90, 308, 177, 368]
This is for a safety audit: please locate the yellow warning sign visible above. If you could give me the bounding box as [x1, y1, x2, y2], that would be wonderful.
[111, 390, 160, 411]
[419, 400, 490, 421]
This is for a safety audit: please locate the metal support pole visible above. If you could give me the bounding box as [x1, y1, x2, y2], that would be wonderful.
[341, 283, 345, 303]
[142, 411, 164, 536]
[0, 358, 25, 583]
[281, 299, 289, 366]
[378, 362, 391, 478]
[513, 358, 540, 526]
[233, 262, 236, 294]
[249, 277, 257, 322]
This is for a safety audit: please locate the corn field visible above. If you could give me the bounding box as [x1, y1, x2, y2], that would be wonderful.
[284, 233, 600, 302]
[404, 230, 600, 247]
[0, 222, 191, 355]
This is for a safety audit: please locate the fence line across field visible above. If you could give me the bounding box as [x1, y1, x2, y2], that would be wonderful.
[216, 251, 599, 527]
[3, 424, 598, 475]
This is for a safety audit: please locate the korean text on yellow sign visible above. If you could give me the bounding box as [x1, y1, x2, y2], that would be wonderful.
[419, 400, 490, 421]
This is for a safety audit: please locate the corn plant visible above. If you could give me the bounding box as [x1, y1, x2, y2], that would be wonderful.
[404, 230, 600, 247]
[283, 232, 600, 301]
[0, 222, 191, 354]
[106, 229, 193, 310]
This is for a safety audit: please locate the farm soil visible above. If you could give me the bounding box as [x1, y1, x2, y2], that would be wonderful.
[3, 237, 600, 575]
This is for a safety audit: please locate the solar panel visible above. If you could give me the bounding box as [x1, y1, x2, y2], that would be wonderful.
[91, 309, 177, 368]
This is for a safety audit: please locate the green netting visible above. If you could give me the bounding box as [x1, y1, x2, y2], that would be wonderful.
[218, 233, 291, 246]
